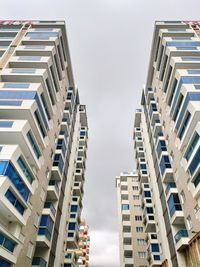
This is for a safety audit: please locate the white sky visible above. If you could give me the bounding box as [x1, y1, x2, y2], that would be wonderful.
[2, 0, 200, 266]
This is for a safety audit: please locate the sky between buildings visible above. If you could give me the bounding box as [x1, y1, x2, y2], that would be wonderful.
[2, 0, 200, 266]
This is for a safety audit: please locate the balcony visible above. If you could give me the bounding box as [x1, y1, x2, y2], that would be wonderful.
[74, 169, 84, 182]
[73, 182, 84, 197]
[168, 198, 184, 225]
[43, 202, 56, 218]
[159, 156, 174, 183]
[47, 180, 59, 200]
[148, 253, 162, 267]
[133, 127, 141, 138]
[76, 157, 85, 169]
[79, 135, 87, 147]
[135, 146, 145, 158]
[174, 229, 189, 251]
[78, 146, 87, 158]
[51, 155, 64, 181]
[144, 214, 156, 233]
[165, 183, 178, 201]
[67, 231, 79, 249]
[32, 257, 47, 267]
[134, 109, 141, 128]
[135, 137, 143, 148]
[139, 171, 149, 184]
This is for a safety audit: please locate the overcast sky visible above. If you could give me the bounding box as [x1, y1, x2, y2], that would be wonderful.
[2, 0, 200, 266]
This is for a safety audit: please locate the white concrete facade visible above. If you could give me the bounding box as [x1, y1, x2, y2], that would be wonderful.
[0, 20, 88, 267]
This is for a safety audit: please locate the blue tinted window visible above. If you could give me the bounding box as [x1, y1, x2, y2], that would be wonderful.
[18, 56, 41, 61]
[167, 193, 182, 217]
[182, 57, 200, 61]
[154, 255, 161, 261]
[0, 232, 16, 252]
[0, 257, 11, 267]
[0, 121, 13, 127]
[188, 148, 200, 176]
[17, 156, 33, 184]
[0, 161, 30, 200]
[172, 37, 191, 40]
[53, 154, 64, 173]
[26, 32, 58, 39]
[175, 93, 200, 131]
[68, 222, 76, 231]
[167, 42, 200, 47]
[156, 140, 167, 158]
[27, 131, 41, 159]
[32, 257, 46, 266]
[122, 204, 129, 210]
[0, 100, 22, 106]
[0, 90, 36, 99]
[151, 244, 160, 252]
[38, 215, 53, 241]
[168, 28, 186, 31]
[5, 189, 25, 215]
[184, 132, 199, 161]
[176, 47, 197, 50]
[193, 173, 200, 187]
[178, 112, 191, 140]
[160, 156, 171, 176]
[11, 68, 36, 73]
[24, 45, 46, 49]
[3, 83, 30, 88]
[70, 205, 78, 212]
[187, 70, 200, 74]
[144, 191, 151, 198]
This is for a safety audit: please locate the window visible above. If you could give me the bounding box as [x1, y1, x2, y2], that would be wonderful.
[138, 252, 146, 259]
[26, 32, 58, 39]
[151, 243, 160, 252]
[24, 45, 46, 49]
[173, 93, 184, 121]
[178, 111, 191, 140]
[133, 186, 139, 190]
[68, 222, 76, 231]
[53, 154, 64, 173]
[0, 161, 30, 201]
[136, 227, 143, 232]
[156, 140, 167, 158]
[133, 195, 140, 200]
[0, 121, 13, 127]
[137, 239, 146, 245]
[18, 56, 41, 61]
[182, 57, 200, 61]
[11, 68, 36, 73]
[0, 232, 16, 252]
[135, 216, 142, 221]
[34, 110, 46, 138]
[188, 148, 200, 176]
[3, 83, 30, 88]
[146, 207, 154, 214]
[160, 155, 171, 176]
[38, 215, 53, 241]
[0, 100, 22, 106]
[193, 173, 200, 188]
[122, 204, 129, 210]
[70, 205, 78, 212]
[144, 191, 151, 198]
[154, 255, 161, 261]
[27, 242, 34, 258]
[168, 193, 182, 217]
[34, 212, 40, 228]
[194, 204, 200, 214]
[17, 156, 34, 184]
[40, 93, 51, 120]
[5, 189, 25, 215]
[27, 131, 41, 159]
[184, 132, 199, 161]
[0, 257, 11, 267]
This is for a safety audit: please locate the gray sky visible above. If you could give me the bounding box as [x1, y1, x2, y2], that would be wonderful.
[2, 0, 200, 266]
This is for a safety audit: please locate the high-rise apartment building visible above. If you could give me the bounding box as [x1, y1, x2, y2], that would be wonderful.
[0, 20, 88, 267]
[133, 21, 200, 267]
[116, 172, 148, 267]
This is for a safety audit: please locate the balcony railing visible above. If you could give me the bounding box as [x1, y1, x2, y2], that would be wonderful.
[174, 229, 188, 243]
